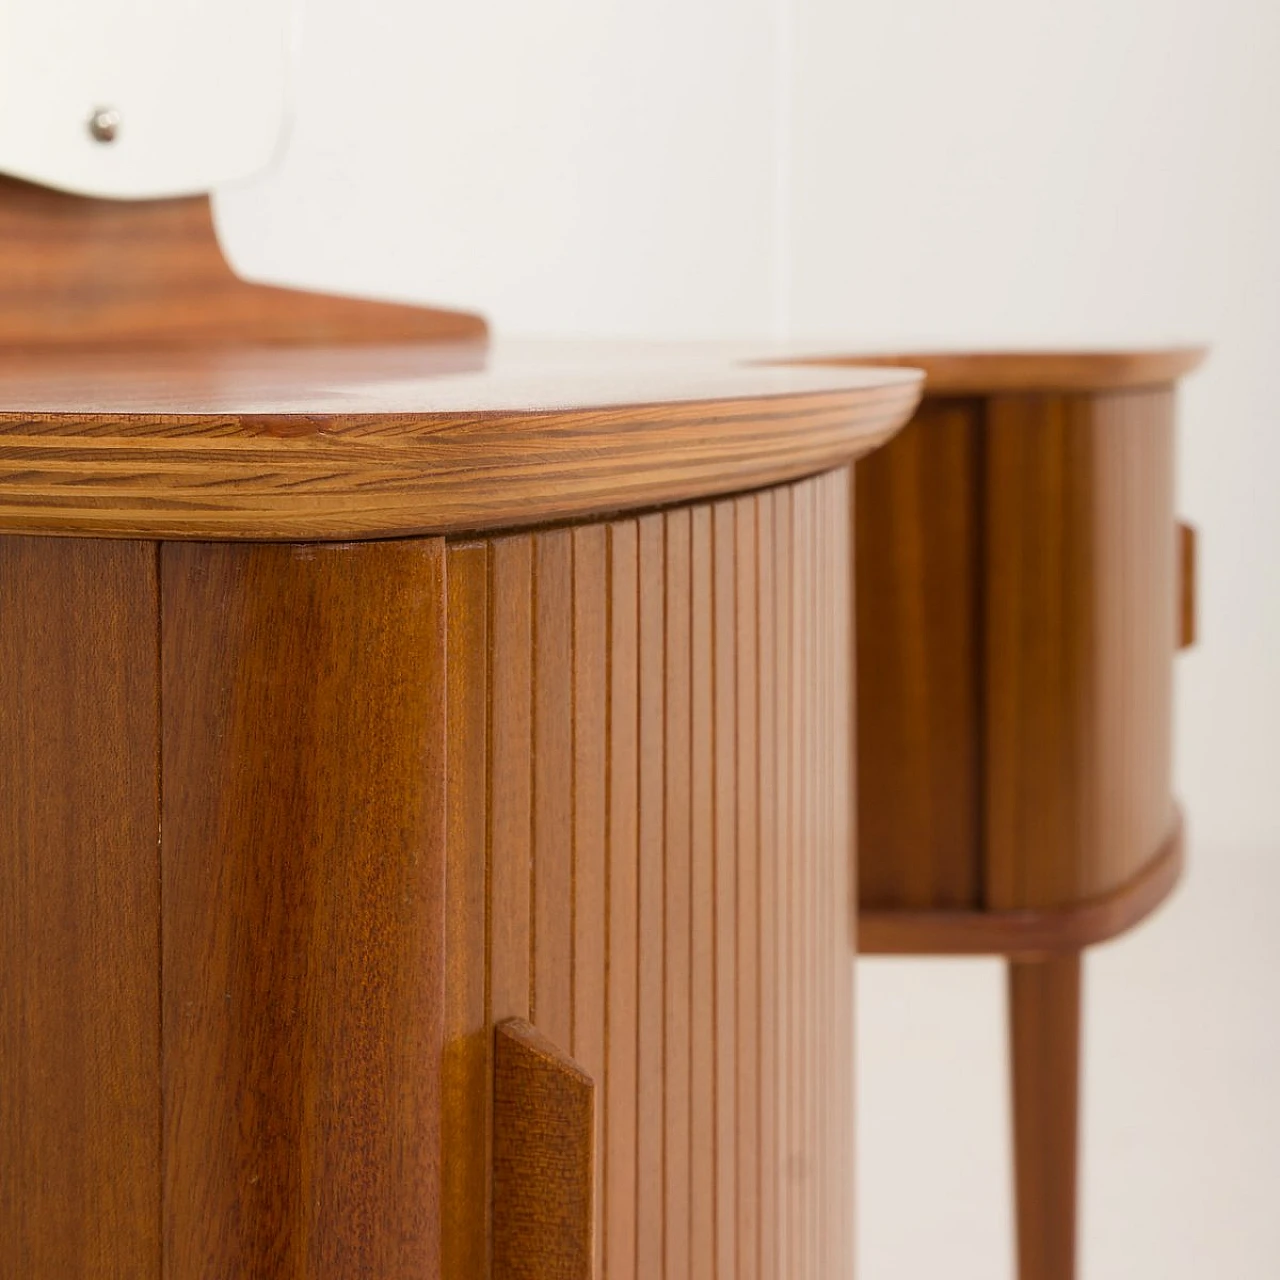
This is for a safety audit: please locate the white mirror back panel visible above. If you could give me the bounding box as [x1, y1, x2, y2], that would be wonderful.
[0, 0, 295, 198]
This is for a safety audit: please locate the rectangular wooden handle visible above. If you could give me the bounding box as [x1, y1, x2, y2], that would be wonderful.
[492, 1019, 595, 1280]
[1178, 522, 1197, 649]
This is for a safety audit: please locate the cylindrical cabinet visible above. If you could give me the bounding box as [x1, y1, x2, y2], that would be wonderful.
[853, 367, 1197, 931]
[830, 347, 1204, 1280]
[0, 342, 920, 1279]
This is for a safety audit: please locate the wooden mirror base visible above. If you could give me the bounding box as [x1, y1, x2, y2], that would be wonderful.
[0, 174, 486, 351]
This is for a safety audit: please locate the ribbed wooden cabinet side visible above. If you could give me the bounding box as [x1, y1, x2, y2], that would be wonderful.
[983, 388, 1178, 909]
[1, 469, 855, 1279]
[856, 387, 1180, 916]
[443, 468, 855, 1280]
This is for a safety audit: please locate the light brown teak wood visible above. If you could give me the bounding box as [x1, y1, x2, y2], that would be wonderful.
[0, 173, 485, 350]
[849, 356, 1204, 938]
[2, 481, 866, 1280]
[0, 538, 160, 1279]
[1179, 521, 1198, 647]
[441, 474, 855, 1280]
[843, 347, 1205, 1280]
[1010, 955, 1081, 1280]
[0, 174, 915, 1279]
[794, 346, 1204, 394]
[0, 341, 918, 540]
[161, 538, 448, 1276]
[492, 1020, 595, 1280]
[0, 174, 920, 543]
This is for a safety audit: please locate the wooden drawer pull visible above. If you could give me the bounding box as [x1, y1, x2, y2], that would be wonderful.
[492, 1018, 595, 1280]
[1178, 522, 1197, 649]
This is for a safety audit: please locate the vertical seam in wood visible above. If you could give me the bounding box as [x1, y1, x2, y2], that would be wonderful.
[484, 540, 496, 1258]
[435, 541, 450, 1280]
[708, 506, 720, 1280]
[783, 481, 793, 1280]
[661, 516, 671, 1278]
[686, 512, 697, 1280]
[974, 400, 991, 912]
[732, 504, 742, 1280]
[155, 539, 165, 1280]
[753, 497, 764, 1280]
[530, 544, 539, 1024]
[602, 525, 613, 1276]
[632, 526, 643, 1279]
[570, 538, 578, 1056]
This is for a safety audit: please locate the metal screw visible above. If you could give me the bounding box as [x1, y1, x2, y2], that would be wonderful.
[88, 107, 121, 144]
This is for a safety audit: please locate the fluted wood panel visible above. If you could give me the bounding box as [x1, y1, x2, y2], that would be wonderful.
[2, 467, 856, 1279]
[442, 468, 854, 1279]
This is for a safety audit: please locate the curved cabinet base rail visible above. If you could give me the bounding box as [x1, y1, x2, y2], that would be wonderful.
[493, 1021, 595, 1280]
[858, 815, 1184, 958]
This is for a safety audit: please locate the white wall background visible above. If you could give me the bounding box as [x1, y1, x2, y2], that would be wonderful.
[216, 0, 787, 338]
[215, 1, 1280, 1274]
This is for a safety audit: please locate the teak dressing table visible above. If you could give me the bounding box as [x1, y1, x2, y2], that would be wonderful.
[835, 348, 1204, 1280]
[0, 175, 1201, 1280]
[0, 177, 923, 1279]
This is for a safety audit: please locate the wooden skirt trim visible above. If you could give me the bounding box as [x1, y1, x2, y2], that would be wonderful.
[858, 814, 1185, 959]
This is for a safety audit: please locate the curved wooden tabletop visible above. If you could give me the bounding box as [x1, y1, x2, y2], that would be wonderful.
[785, 346, 1207, 395]
[0, 340, 922, 540]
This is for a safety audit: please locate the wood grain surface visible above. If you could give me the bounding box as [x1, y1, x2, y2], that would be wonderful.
[441, 469, 855, 1279]
[160, 539, 448, 1279]
[859, 814, 1184, 957]
[0, 173, 484, 350]
[984, 389, 1178, 909]
[0, 538, 160, 1279]
[1179, 521, 1198, 649]
[857, 383, 1186, 936]
[794, 346, 1206, 394]
[0, 342, 920, 540]
[3, 466, 858, 1277]
[492, 1020, 595, 1280]
[851, 359, 1196, 1280]
[1009, 955, 1082, 1280]
[854, 398, 982, 909]
[443, 540, 494, 1280]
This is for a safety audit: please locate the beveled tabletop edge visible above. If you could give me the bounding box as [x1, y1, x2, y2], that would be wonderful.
[0, 340, 924, 541]
[779, 346, 1208, 395]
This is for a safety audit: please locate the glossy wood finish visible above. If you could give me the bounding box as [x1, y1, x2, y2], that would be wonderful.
[0, 341, 919, 540]
[795, 346, 1205, 394]
[1009, 955, 1082, 1280]
[441, 469, 855, 1280]
[860, 814, 1184, 958]
[1179, 522, 1198, 648]
[0, 174, 484, 350]
[985, 389, 1178, 908]
[0, 538, 160, 1278]
[856, 383, 1188, 935]
[492, 1020, 595, 1280]
[854, 397, 982, 909]
[161, 539, 449, 1278]
[849, 349, 1201, 1280]
[1, 466, 859, 1279]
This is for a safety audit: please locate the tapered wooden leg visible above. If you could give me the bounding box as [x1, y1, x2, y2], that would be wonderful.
[1008, 953, 1081, 1280]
